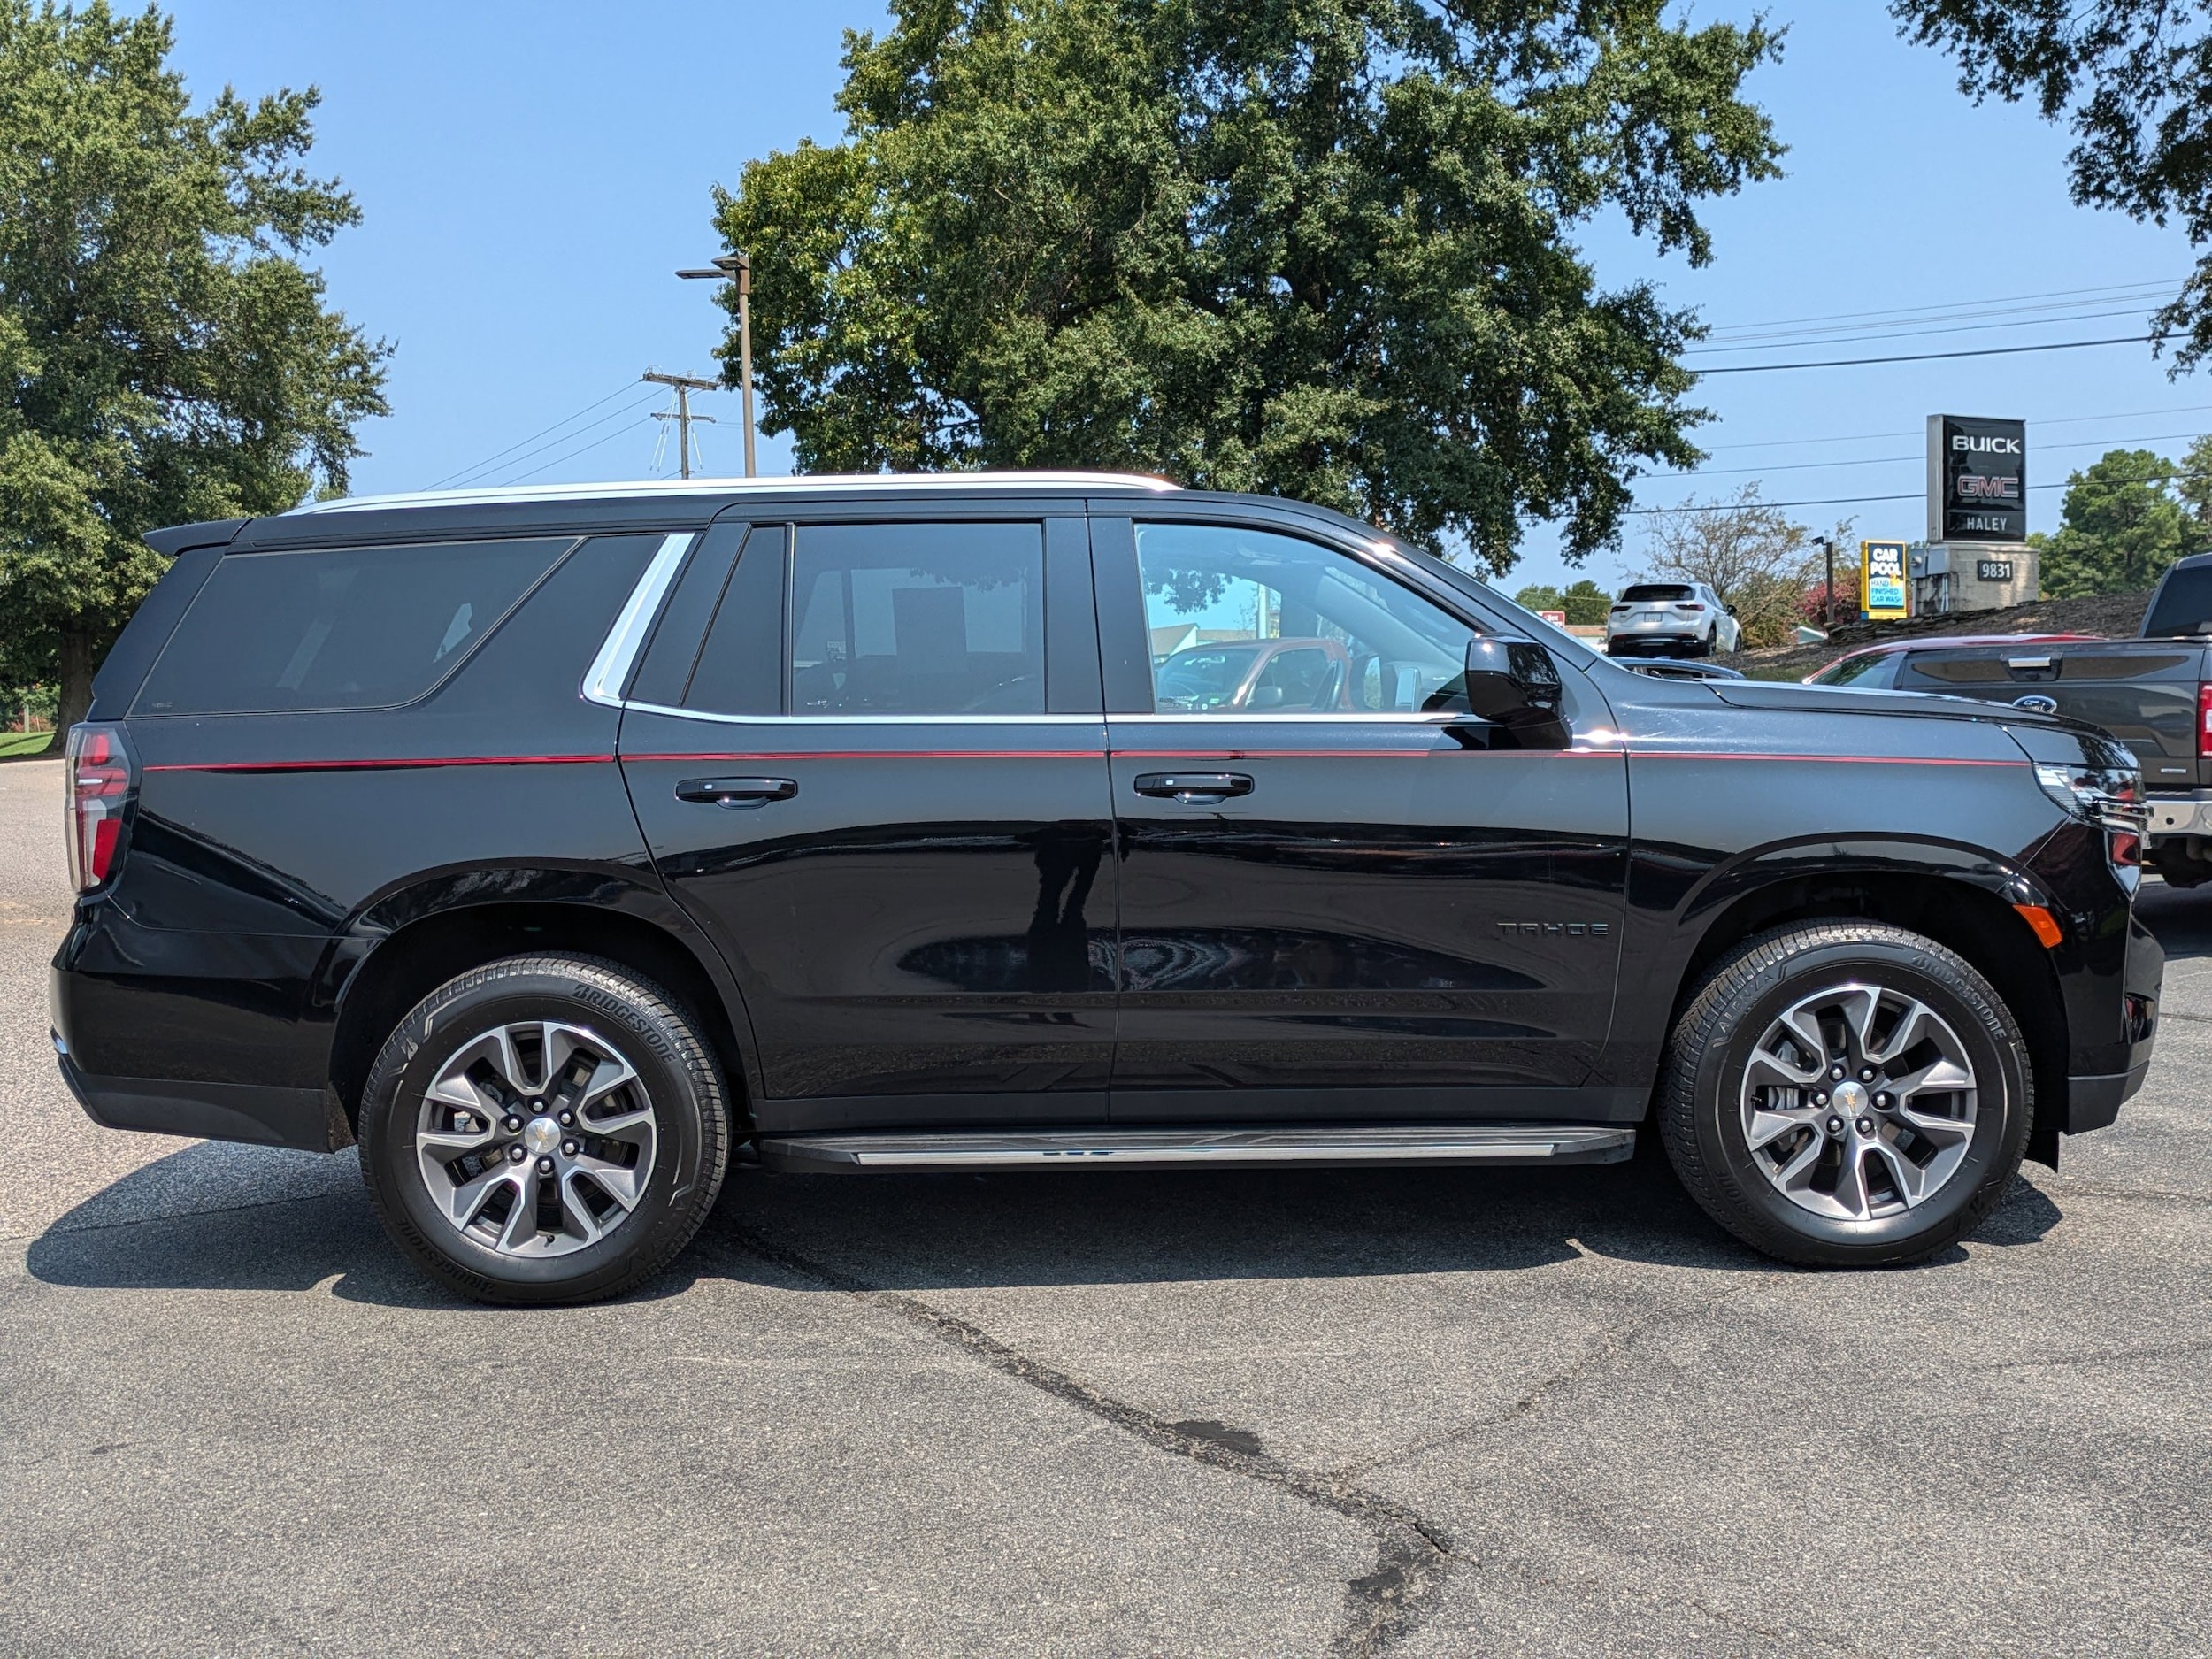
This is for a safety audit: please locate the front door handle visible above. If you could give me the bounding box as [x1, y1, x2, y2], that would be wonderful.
[1133, 772, 1254, 802]
[674, 776, 798, 808]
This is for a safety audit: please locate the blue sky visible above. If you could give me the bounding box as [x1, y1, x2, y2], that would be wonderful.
[164, 1, 2209, 594]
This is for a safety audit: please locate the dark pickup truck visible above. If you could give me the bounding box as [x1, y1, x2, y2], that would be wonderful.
[1821, 554, 2212, 887]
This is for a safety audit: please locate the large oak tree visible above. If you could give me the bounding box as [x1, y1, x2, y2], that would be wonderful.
[0, 1, 388, 730]
[711, 0, 1783, 574]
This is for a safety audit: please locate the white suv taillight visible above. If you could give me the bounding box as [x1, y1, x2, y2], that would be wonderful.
[65, 723, 135, 893]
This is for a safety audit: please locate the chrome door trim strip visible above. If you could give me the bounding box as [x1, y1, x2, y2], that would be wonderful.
[580, 531, 699, 708]
[619, 702, 1107, 726]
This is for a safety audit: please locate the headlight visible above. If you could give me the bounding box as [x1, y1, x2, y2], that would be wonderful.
[2034, 762, 2147, 831]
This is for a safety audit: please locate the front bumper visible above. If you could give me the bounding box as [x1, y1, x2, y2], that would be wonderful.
[2064, 1060, 2151, 1135]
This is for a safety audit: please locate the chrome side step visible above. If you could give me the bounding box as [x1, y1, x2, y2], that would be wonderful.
[757, 1123, 1635, 1175]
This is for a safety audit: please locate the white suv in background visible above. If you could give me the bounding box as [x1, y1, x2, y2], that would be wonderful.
[1605, 581, 1740, 657]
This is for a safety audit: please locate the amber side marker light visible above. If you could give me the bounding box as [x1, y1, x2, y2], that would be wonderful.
[2014, 903, 2064, 949]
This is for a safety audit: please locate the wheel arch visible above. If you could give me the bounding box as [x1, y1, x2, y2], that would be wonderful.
[324, 889, 758, 1134]
[1663, 849, 2070, 1166]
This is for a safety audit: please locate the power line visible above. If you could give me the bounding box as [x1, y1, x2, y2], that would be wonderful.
[1685, 303, 2160, 357]
[464, 390, 665, 488]
[1625, 471, 2212, 517]
[1669, 426, 2211, 483]
[422, 381, 652, 490]
[502, 413, 660, 486]
[1700, 402, 2212, 454]
[1701, 277, 2188, 339]
[1695, 334, 2153, 375]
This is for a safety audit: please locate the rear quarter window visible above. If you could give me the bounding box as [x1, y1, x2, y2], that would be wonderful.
[134, 537, 576, 715]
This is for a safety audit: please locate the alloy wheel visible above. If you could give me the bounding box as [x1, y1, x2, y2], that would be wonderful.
[413, 1020, 658, 1257]
[1737, 982, 1979, 1221]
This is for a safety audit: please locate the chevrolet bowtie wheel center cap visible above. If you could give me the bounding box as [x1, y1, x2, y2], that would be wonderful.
[1831, 1080, 1870, 1118]
[522, 1116, 564, 1157]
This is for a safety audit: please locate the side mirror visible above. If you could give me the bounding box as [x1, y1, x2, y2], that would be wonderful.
[1461, 635, 1563, 722]
[1247, 684, 1286, 710]
[1455, 635, 1570, 749]
[1726, 604, 1739, 617]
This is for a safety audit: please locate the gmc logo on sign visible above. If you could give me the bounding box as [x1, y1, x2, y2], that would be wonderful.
[1956, 474, 2021, 501]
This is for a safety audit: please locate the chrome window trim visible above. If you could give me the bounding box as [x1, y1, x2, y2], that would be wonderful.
[1106, 710, 1471, 726]
[294, 471, 1180, 517]
[581, 532, 697, 709]
[618, 701, 1105, 727]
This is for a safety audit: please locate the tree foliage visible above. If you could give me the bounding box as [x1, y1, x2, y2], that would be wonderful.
[2038, 448, 2200, 597]
[1636, 484, 1850, 647]
[1893, 0, 2212, 370]
[0, 1, 388, 725]
[713, 0, 1785, 573]
[1512, 578, 1611, 625]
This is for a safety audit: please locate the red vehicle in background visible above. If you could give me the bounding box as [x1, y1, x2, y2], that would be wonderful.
[1802, 634, 2096, 689]
[1153, 636, 1361, 711]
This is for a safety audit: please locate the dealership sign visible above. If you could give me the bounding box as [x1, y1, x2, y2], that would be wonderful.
[1927, 415, 2027, 543]
[1862, 540, 1909, 619]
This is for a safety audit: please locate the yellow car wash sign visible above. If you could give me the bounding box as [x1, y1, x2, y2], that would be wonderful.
[1862, 540, 1909, 620]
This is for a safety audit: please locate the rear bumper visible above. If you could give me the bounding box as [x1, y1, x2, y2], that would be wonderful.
[2147, 790, 2212, 842]
[55, 1044, 347, 1153]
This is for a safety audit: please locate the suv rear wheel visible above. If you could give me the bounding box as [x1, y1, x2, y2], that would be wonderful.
[1657, 922, 2030, 1266]
[359, 954, 729, 1304]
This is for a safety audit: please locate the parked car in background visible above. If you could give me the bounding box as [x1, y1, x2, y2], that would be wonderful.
[1606, 581, 1740, 657]
[54, 473, 2159, 1303]
[1804, 634, 2095, 690]
[1806, 557, 2212, 886]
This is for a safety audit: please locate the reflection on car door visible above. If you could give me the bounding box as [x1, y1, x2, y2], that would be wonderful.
[619, 509, 1117, 1131]
[1094, 512, 1631, 1121]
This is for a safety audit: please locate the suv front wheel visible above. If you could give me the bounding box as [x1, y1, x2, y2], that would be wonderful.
[1658, 922, 2031, 1266]
[359, 954, 730, 1304]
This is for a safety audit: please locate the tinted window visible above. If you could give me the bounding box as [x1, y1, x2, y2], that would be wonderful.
[1135, 522, 1476, 713]
[136, 537, 572, 715]
[683, 526, 787, 717]
[788, 523, 1045, 715]
[1810, 651, 1893, 687]
[1621, 584, 1694, 603]
[2144, 565, 2212, 636]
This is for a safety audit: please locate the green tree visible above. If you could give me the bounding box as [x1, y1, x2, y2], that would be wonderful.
[1894, 2, 2212, 370]
[1520, 577, 1615, 626]
[0, 2, 388, 729]
[2177, 433, 2212, 551]
[712, 0, 1784, 574]
[2039, 449, 2191, 597]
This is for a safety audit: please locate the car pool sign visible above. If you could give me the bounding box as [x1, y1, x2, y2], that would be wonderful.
[1927, 415, 2027, 543]
[1862, 540, 1909, 619]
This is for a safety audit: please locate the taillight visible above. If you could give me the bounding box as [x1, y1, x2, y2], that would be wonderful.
[65, 723, 135, 893]
[2199, 682, 2212, 757]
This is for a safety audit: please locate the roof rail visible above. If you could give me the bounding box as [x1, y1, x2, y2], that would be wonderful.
[289, 471, 1182, 516]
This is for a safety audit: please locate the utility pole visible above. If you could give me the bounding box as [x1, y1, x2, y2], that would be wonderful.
[676, 250, 756, 476]
[641, 370, 718, 479]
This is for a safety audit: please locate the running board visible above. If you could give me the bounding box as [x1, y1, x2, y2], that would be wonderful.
[757, 1123, 1635, 1174]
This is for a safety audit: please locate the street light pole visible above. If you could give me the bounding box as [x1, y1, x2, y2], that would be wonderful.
[677, 250, 756, 477]
[1814, 535, 1835, 631]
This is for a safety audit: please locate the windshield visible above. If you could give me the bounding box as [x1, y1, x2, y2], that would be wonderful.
[1156, 644, 1263, 709]
[2144, 566, 2212, 636]
[1374, 541, 1602, 665]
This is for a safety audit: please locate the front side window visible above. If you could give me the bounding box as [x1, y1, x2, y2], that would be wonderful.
[135, 537, 574, 715]
[788, 522, 1045, 715]
[1135, 522, 1477, 714]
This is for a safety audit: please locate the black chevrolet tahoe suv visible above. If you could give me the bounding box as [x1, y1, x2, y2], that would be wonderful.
[53, 473, 2162, 1303]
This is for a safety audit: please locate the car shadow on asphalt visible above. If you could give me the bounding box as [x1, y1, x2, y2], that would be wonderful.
[2138, 879, 2212, 959]
[23, 1137, 2066, 1305]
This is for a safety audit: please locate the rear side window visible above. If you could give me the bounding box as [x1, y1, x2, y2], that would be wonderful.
[1809, 652, 1893, 687]
[134, 537, 573, 715]
[788, 522, 1045, 715]
[2144, 566, 2212, 637]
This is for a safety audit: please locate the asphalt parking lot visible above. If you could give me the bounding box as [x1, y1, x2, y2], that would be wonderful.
[3, 753, 2208, 1656]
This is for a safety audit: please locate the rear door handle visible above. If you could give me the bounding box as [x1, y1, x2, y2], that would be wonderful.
[674, 776, 797, 807]
[1133, 772, 1254, 802]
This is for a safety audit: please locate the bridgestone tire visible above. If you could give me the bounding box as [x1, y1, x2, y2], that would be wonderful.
[359, 954, 729, 1305]
[1657, 922, 2031, 1267]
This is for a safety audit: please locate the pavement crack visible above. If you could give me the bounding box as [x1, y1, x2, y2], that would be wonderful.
[712, 1223, 1455, 1657]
